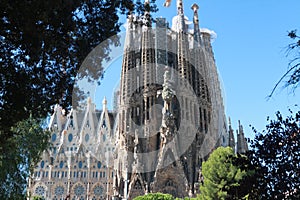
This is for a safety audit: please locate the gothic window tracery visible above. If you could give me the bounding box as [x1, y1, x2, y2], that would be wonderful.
[166, 180, 174, 187]
[41, 160, 45, 168]
[35, 185, 45, 196]
[52, 133, 57, 142]
[59, 161, 64, 168]
[79, 161, 83, 169]
[85, 134, 89, 142]
[97, 161, 102, 169]
[134, 180, 142, 190]
[93, 185, 104, 196]
[74, 184, 85, 196]
[54, 185, 64, 196]
[68, 133, 73, 142]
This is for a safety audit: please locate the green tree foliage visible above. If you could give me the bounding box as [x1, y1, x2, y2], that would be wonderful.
[0, 116, 50, 199]
[199, 147, 253, 200]
[0, 0, 157, 199]
[134, 193, 175, 200]
[0, 0, 157, 134]
[248, 110, 300, 199]
[32, 196, 45, 200]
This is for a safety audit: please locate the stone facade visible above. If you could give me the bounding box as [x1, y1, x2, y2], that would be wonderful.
[28, 98, 116, 200]
[113, 1, 228, 199]
[28, 1, 249, 199]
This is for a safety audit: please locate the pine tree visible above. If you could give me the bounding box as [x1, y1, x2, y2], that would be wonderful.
[199, 147, 252, 200]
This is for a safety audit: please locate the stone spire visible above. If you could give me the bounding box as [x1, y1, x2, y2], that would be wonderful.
[177, 0, 186, 32]
[228, 117, 235, 150]
[236, 120, 248, 154]
[141, 0, 156, 123]
[191, 3, 202, 46]
[143, 0, 151, 28]
[102, 96, 107, 110]
[174, 0, 191, 82]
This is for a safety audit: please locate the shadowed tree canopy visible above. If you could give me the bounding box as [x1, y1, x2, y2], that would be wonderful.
[248, 110, 300, 199]
[0, 116, 50, 199]
[0, 0, 157, 134]
[0, 0, 157, 199]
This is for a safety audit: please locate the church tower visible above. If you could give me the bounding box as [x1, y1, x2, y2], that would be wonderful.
[113, 0, 228, 199]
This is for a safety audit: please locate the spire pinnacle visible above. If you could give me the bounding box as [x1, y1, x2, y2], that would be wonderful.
[177, 0, 184, 15]
[143, 0, 151, 28]
[102, 96, 108, 111]
[102, 96, 107, 105]
[191, 3, 199, 24]
[191, 3, 202, 44]
[164, 0, 172, 7]
[191, 3, 199, 12]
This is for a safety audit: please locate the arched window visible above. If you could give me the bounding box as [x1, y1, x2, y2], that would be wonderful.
[68, 133, 73, 142]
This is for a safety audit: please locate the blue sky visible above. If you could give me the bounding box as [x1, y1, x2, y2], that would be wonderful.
[89, 0, 300, 139]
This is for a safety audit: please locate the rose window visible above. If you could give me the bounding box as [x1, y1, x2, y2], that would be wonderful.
[74, 185, 85, 196]
[93, 185, 104, 196]
[35, 186, 45, 196]
[54, 186, 64, 196]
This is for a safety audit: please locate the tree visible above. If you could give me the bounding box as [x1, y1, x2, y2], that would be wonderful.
[269, 30, 300, 97]
[0, 0, 158, 133]
[0, 116, 50, 199]
[133, 193, 175, 200]
[199, 147, 254, 200]
[248, 110, 300, 199]
[0, 0, 157, 199]
[32, 196, 45, 200]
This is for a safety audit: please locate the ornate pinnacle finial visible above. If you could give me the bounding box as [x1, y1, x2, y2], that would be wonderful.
[177, 0, 184, 15]
[102, 96, 107, 105]
[191, 3, 199, 12]
[142, 0, 151, 28]
[87, 97, 92, 104]
[238, 120, 244, 133]
[163, 0, 172, 7]
[191, 3, 199, 23]
[228, 117, 232, 126]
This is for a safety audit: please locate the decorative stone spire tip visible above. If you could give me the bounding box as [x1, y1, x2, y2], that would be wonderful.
[102, 96, 107, 105]
[191, 3, 199, 11]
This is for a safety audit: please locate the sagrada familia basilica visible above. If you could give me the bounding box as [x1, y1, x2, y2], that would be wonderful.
[28, 0, 248, 199]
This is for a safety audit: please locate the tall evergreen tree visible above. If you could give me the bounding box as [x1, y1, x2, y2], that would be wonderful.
[199, 147, 253, 200]
[133, 193, 175, 200]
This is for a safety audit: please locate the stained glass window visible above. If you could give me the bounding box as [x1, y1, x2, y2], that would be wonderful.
[68, 133, 73, 142]
[54, 186, 64, 196]
[85, 134, 89, 142]
[93, 185, 103, 196]
[41, 160, 45, 168]
[35, 186, 45, 196]
[52, 133, 57, 142]
[59, 161, 64, 168]
[74, 185, 85, 196]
